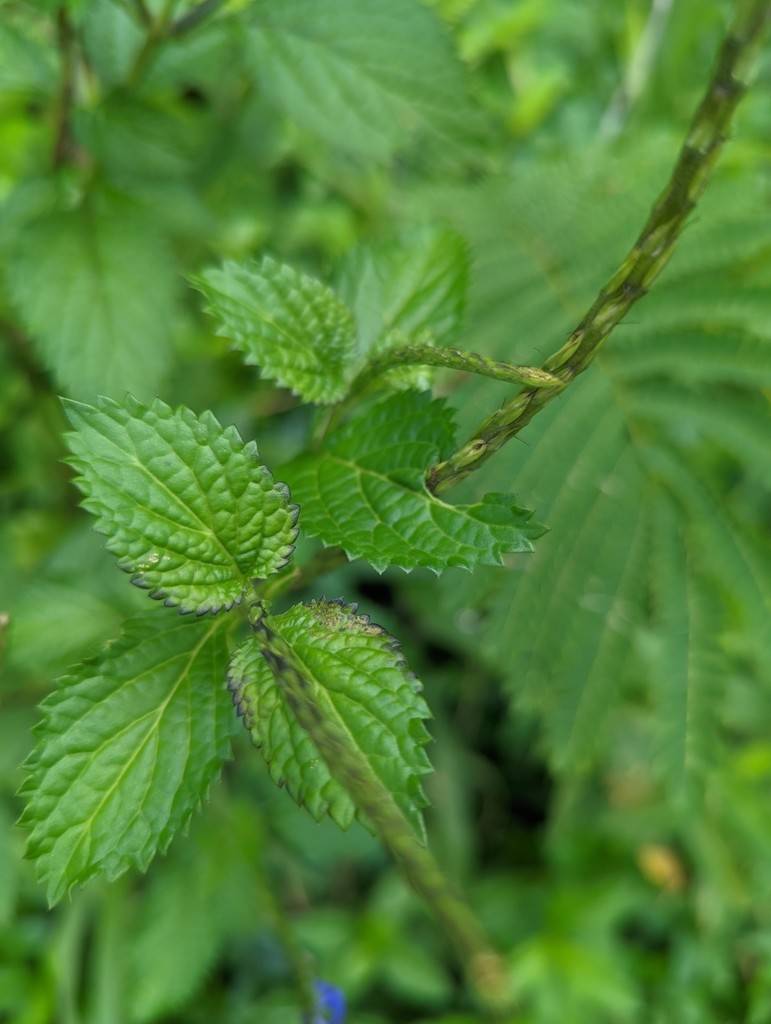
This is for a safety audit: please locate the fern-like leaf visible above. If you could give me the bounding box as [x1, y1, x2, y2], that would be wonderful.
[647, 492, 726, 805]
[405, 145, 770, 784]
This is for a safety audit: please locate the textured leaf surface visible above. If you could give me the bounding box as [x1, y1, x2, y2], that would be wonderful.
[283, 393, 543, 572]
[20, 614, 233, 905]
[458, 376, 650, 770]
[246, 0, 479, 159]
[227, 600, 432, 836]
[63, 395, 298, 614]
[648, 493, 725, 805]
[193, 256, 356, 404]
[339, 227, 470, 355]
[642, 443, 771, 670]
[6, 196, 176, 400]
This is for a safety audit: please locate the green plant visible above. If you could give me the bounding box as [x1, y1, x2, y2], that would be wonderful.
[2, 2, 771, 1022]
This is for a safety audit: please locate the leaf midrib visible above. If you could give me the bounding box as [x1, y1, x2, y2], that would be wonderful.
[52, 619, 221, 888]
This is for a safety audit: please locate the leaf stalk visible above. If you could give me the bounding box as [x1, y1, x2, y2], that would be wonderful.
[351, 342, 563, 394]
[127, 0, 224, 84]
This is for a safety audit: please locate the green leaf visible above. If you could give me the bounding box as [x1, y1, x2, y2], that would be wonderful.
[80, 0, 143, 86]
[338, 227, 470, 355]
[470, 377, 650, 772]
[647, 492, 726, 805]
[63, 395, 299, 614]
[245, 0, 480, 159]
[129, 799, 263, 1023]
[227, 600, 432, 837]
[5, 194, 177, 400]
[604, 326, 771, 390]
[283, 393, 544, 572]
[192, 256, 356, 404]
[627, 384, 771, 488]
[641, 442, 771, 670]
[7, 579, 129, 679]
[20, 614, 233, 905]
[0, 803, 19, 927]
[0, 22, 55, 95]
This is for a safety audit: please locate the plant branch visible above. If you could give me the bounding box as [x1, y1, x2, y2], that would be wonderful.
[52, 7, 76, 169]
[350, 343, 563, 394]
[249, 603, 515, 1021]
[426, 0, 771, 496]
[170, 0, 224, 37]
[126, 0, 223, 84]
[126, 0, 177, 85]
[122, 0, 153, 28]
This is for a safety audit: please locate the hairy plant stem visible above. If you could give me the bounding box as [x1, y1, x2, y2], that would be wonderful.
[426, 0, 771, 496]
[350, 343, 562, 393]
[249, 602, 515, 1020]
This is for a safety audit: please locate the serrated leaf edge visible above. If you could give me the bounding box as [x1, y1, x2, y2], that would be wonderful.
[62, 394, 300, 615]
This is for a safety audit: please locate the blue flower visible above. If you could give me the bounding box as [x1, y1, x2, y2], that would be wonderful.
[304, 979, 346, 1024]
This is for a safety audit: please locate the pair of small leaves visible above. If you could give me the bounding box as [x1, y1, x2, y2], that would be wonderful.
[23, 600, 432, 903]
[66, 390, 541, 580]
[191, 240, 542, 572]
[192, 227, 469, 404]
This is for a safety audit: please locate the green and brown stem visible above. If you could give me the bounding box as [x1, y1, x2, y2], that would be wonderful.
[170, 0, 224, 36]
[52, 7, 76, 169]
[126, 0, 224, 84]
[426, 0, 771, 495]
[351, 343, 562, 393]
[249, 603, 515, 1020]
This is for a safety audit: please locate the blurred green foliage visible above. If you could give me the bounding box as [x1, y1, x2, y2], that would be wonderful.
[1, 0, 770, 1021]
